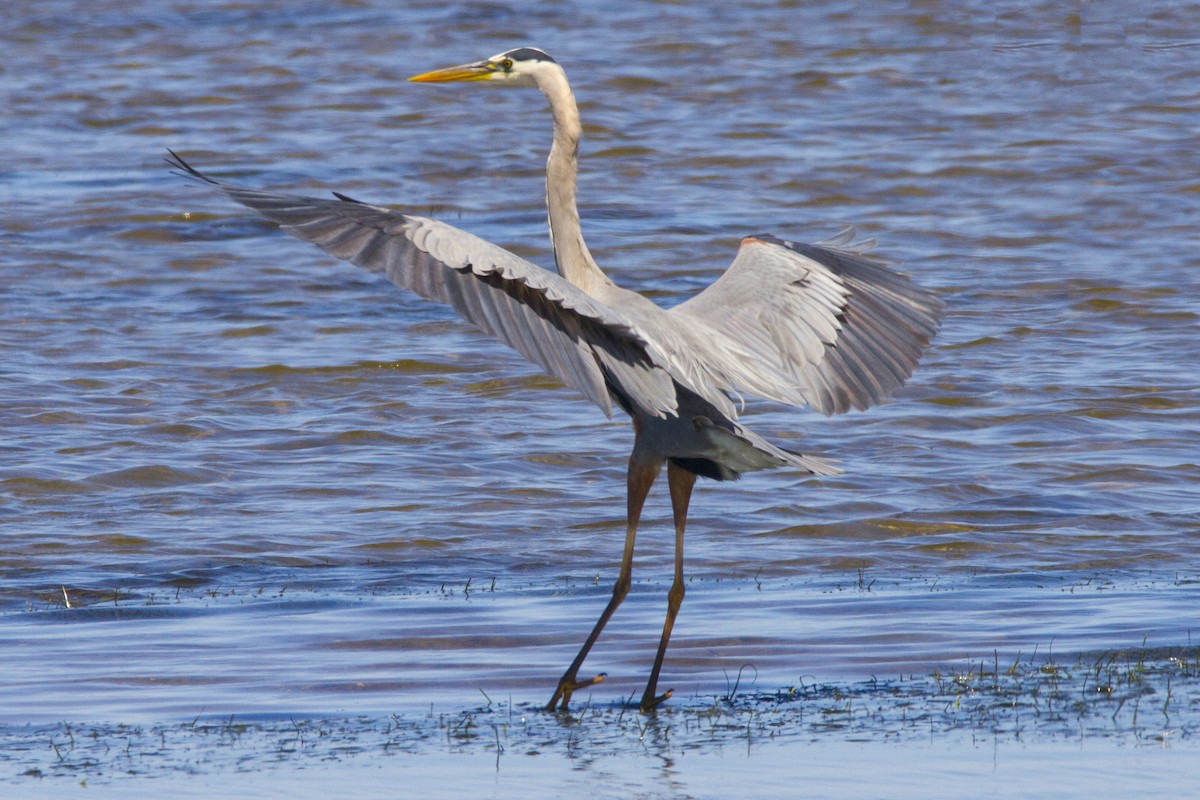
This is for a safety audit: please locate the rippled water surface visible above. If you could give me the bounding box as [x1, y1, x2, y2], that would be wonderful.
[3, 0, 1200, 796]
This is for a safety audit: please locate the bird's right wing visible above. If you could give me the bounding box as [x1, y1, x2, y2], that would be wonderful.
[169, 152, 671, 418]
[672, 231, 944, 415]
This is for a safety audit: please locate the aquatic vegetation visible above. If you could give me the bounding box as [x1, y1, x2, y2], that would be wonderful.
[6, 646, 1196, 786]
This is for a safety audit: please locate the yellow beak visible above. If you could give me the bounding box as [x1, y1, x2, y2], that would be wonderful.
[408, 61, 495, 83]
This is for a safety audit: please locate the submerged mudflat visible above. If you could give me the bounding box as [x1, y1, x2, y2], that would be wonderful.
[8, 646, 1198, 796]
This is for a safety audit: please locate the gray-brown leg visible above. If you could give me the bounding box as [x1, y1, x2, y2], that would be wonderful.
[546, 446, 662, 712]
[640, 461, 697, 712]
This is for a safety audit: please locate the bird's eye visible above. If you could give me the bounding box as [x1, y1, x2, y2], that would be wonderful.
[500, 58, 514, 71]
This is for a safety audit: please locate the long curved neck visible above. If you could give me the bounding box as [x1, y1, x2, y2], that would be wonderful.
[536, 68, 611, 295]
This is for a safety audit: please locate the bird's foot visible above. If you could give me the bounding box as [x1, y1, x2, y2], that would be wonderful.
[639, 687, 673, 713]
[545, 672, 607, 712]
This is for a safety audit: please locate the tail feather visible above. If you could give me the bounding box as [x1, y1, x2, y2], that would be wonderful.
[679, 415, 840, 481]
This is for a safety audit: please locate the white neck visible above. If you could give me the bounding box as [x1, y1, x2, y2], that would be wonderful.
[534, 66, 611, 295]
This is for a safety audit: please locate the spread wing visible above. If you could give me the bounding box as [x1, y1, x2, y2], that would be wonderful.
[672, 231, 944, 415]
[168, 151, 676, 418]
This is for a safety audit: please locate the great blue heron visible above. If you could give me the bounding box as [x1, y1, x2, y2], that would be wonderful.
[169, 46, 943, 714]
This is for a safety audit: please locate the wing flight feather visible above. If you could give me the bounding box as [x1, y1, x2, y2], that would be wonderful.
[672, 231, 944, 415]
[168, 151, 674, 418]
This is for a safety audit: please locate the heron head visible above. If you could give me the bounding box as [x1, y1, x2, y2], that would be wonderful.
[408, 47, 557, 88]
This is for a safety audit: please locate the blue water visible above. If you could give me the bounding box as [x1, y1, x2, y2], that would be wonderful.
[3, 0, 1200, 795]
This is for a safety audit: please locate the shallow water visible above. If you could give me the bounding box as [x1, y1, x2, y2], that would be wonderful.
[3, 0, 1200, 795]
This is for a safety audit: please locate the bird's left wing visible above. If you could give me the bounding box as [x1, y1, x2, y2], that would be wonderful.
[169, 152, 673, 418]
